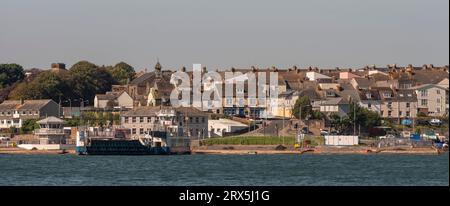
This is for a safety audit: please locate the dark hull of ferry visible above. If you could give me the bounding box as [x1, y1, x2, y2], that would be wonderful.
[81, 139, 170, 155]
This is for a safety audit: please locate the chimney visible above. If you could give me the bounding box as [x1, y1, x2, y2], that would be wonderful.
[231, 67, 236, 73]
[422, 64, 428, 70]
[51, 63, 66, 69]
[202, 66, 207, 73]
[428, 64, 434, 69]
[293, 65, 298, 71]
[20, 99, 24, 105]
[308, 66, 313, 71]
[348, 68, 352, 72]
[181, 66, 186, 72]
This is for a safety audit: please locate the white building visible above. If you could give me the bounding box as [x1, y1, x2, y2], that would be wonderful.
[306, 72, 332, 81]
[412, 84, 448, 117]
[208, 119, 248, 137]
[325, 135, 359, 146]
[94, 91, 133, 109]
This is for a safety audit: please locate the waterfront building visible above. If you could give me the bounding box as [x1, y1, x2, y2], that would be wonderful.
[120, 106, 208, 139]
[208, 118, 248, 137]
[0, 99, 60, 129]
[35, 116, 67, 144]
[411, 84, 448, 117]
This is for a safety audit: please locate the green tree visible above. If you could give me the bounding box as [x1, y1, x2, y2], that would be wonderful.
[348, 102, 381, 129]
[69, 61, 116, 104]
[0, 64, 25, 88]
[9, 71, 74, 102]
[292, 96, 312, 119]
[109, 62, 135, 85]
[20, 119, 39, 134]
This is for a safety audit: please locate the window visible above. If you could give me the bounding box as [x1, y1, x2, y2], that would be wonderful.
[195, 117, 199, 123]
[399, 111, 402, 116]
[387, 102, 392, 108]
[201, 117, 205, 123]
[399, 94, 404, 97]
[383, 92, 392, 98]
[226, 98, 233, 105]
[420, 89, 428, 97]
[406, 111, 410, 117]
[132, 117, 136, 123]
[124, 117, 129, 123]
[139, 128, 144, 134]
[388, 111, 392, 117]
[421, 99, 428, 106]
[437, 98, 440, 104]
[132, 128, 136, 134]
[368, 103, 372, 108]
[406, 103, 410, 108]
[437, 90, 440, 95]
[366, 93, 372, 99]
[140, 117, 144, 123]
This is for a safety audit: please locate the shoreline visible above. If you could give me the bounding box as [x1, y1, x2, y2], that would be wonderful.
[1, 146, 446, 155]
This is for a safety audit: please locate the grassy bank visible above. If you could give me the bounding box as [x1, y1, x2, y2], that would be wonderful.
[200, 136, 324, 146]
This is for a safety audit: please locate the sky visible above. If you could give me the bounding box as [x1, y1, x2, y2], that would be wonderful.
[0, 0, 448, 71]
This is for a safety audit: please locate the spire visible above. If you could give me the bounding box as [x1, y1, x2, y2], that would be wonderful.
[155, 58, 162, 71]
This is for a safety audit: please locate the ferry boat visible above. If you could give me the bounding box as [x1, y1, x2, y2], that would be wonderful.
[75, 130, 171, 155]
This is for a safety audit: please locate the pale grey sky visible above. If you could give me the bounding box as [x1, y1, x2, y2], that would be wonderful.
[0, 0, 448, 71]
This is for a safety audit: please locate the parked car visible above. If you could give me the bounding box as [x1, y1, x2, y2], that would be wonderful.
[0, 136, 10, 141]
[320, 129, 329, 136]
[378, 134, 396, 139]
[429, 119, 442, 126]
[416, 119, 429, 126]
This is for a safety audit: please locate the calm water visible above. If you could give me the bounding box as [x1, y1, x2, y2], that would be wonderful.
[0, 154, 448, 186]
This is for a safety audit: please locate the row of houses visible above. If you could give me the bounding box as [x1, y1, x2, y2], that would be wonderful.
[94, 62, 449, 120]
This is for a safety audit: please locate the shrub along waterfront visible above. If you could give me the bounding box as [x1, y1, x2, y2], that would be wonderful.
[200, 136, 324, 146]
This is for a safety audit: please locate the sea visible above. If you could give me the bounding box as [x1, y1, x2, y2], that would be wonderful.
[0, 154, 448, 186]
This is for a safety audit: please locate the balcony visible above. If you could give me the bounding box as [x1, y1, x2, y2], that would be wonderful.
[34, 128, 65, 135]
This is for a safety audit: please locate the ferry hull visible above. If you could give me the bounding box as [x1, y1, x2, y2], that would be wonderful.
[79, 139, 171, 155]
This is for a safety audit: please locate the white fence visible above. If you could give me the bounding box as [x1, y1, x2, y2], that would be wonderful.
[325, 135, 359, 146]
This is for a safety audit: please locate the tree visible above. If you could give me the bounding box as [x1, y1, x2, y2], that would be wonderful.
[292, 96, 313, 119]
[330, 114, 350, 133]
[0, 64, 25, 88]
[69, 61, 116, 105]
[109, 62, 135, 85]
[348, 102, 381, 129]
[8, 71, 74, 102]
[20, 119, 39, 134]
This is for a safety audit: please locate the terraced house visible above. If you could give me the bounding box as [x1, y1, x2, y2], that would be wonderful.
[0, 99, 60, 129]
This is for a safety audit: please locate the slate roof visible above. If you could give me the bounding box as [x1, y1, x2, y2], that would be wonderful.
[0, 99, 54, 111]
